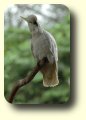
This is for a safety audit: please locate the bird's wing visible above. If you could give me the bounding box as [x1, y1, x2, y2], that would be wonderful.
[43, 30, 58, 63]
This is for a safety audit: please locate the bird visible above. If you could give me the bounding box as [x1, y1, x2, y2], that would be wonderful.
[21, 14, 59, 87]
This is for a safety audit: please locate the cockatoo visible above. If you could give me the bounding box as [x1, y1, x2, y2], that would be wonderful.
[21, 15, 59, 87]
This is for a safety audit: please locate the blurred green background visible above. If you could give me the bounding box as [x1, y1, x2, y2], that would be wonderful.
[4, 4, 70, 104]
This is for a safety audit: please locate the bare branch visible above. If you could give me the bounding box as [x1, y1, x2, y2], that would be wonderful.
[8, 57, 48, 103]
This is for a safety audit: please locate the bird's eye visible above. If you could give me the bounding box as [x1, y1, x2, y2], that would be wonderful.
[33, 21, 38, 26]
[29, 22, 32, 23]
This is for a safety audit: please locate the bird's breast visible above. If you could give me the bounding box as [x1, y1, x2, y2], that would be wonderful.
[31, 35, 49, 60]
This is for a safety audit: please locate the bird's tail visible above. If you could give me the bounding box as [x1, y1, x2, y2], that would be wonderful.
[40, 62, 59, 87]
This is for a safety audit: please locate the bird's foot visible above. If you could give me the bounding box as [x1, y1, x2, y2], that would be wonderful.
[37, 57, 48, 67]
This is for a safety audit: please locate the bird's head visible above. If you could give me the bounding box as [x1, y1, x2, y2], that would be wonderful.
[20, 15, 40, 33]
[20, 14, 38, 26]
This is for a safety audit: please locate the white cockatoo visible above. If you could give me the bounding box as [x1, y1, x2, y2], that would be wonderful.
[21, 15, 59, 87]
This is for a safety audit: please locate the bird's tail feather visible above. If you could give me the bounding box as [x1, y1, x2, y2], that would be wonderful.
[40, 62, 59, 87]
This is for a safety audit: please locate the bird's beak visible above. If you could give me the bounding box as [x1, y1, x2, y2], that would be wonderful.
[20, 16, 28, 21]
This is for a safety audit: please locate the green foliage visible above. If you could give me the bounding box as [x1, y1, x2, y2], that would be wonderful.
[4, 16, 70, 104]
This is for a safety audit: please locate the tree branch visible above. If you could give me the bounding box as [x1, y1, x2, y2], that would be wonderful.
[8, 58, 48, 103]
